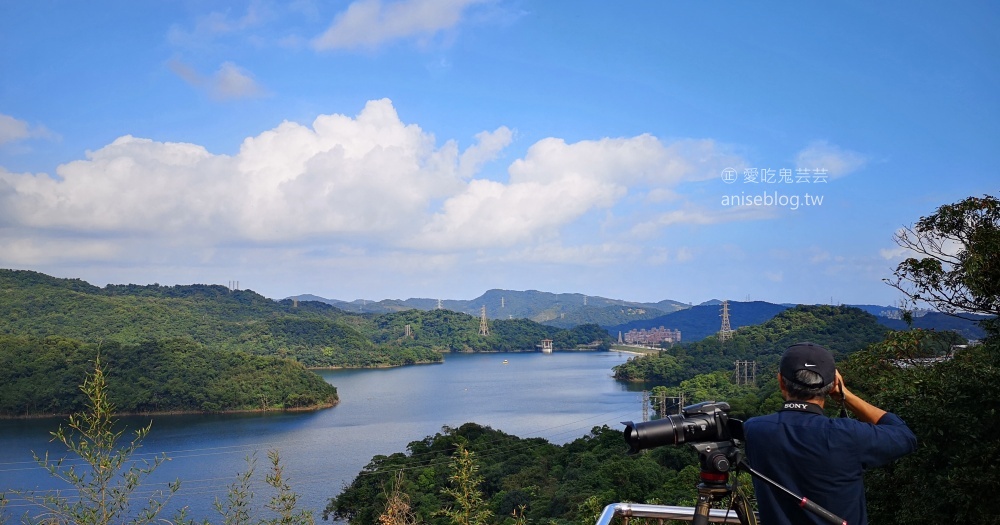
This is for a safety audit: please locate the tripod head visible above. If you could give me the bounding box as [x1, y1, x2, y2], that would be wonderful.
[689, 441, 753, 525]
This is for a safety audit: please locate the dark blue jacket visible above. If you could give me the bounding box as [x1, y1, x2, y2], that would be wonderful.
[744, 403, 916, 525]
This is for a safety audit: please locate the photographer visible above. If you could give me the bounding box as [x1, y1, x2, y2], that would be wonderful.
[744, 343, 916, 525]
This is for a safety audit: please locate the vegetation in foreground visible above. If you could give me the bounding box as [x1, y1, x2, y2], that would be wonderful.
[2, 358, 316, 525]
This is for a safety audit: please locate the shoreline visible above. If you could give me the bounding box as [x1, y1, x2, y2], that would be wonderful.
[610, 345, 661, 356]
[0, 399, 339, 421]
[6, 349, 620, 420]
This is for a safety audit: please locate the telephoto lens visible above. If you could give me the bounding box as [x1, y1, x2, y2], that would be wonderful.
[622, 401, 733, 453]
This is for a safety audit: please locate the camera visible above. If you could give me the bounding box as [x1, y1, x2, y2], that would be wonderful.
[622, 401, 743, 454]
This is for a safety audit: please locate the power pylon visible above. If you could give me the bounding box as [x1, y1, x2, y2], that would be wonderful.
[479, 305, 490, 336]
[719, 300, 734, 342]
[642, 390, 650, 422]
[733, 360, 757, 385]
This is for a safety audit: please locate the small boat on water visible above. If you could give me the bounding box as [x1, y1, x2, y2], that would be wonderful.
[502, 359, 509, 365]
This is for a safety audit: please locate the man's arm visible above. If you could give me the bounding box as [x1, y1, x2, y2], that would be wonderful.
[831, 370, 886, 424]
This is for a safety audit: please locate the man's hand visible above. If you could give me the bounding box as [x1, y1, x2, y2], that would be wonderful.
[831, 369, 886, 424]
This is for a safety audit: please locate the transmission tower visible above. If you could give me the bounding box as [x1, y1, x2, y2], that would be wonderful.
[656, 392, 685, 418]
[719, 300, 734, 342]
[437, 298, 443, 310]
[479, 305, 490, 336]
[733, 360, 757, 386]
[642, 390, 650, 422]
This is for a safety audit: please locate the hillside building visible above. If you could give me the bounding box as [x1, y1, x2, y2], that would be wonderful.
[623, 326, 681, 345]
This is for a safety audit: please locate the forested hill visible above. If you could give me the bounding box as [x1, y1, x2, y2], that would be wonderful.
[0, 270, 611, 369]
[611, 304, 916, 384]
[0, 335, 338, 417]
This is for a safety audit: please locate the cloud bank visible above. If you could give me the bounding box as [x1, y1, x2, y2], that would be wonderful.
[0, 99, 746, 274]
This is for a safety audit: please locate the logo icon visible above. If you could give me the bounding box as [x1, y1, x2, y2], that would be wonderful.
[721, 167, 738, 184]
[804, 363, 817, 367]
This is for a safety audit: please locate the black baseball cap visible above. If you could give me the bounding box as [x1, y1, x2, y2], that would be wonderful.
[780, 342, 836, 388]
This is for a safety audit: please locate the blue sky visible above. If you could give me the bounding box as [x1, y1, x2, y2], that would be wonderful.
[1, 1, 997, 307]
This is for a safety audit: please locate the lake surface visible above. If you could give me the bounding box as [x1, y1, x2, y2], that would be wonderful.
[0, 351, 642, 522]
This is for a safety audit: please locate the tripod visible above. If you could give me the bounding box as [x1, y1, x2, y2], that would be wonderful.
[689, 441, 845, 525]
[690, 442, 756, 525]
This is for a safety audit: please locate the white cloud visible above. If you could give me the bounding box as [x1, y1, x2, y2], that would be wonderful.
[498, 242, 629, 266]
[213, 62, 265, 99]
[167, 4, 268, 48]
[458, 127, 513, 179]
[0, 236, 122, 266]
[169, 60, 265, 100]
[879, 246, 910, 260]
[0, 115, 30, 145]
[647, 246, 696, 266]
[313, 0, 487, 50]
[629, 203, 774, 238]
[414, 134, 742, 250]
[0, 113, 54, 145]
[808, 248, 831, 264]
[795, 140, 867, 178]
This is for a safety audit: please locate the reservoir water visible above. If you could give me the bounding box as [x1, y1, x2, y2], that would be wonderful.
[0, 351, 642, 522]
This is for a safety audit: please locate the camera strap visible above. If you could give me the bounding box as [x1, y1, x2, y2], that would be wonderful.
[779, 401, 825, 416]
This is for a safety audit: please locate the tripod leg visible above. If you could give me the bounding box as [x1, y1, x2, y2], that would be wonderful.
[733, 491, 758, 525]
[692, 486, 716, 525]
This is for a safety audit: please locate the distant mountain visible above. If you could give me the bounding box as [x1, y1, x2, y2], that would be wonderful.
[849, 304, 990, 340]
[877, 311, 990, 340]
[288, 289, 690, 326]
[606, 301, 791, 342]
[289, 290, 994, 342]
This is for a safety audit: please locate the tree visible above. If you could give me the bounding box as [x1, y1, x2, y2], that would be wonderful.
[213, 451, 314, 525]
[438, 445, 492, 525]
[264, 450, 314, 525]
[13, 357, 180, 525]
[848, 194, 1000, 524]
[378, 472, 419, 525]
[886, 194, 1000, 335]
[843, 330, 1000, 525]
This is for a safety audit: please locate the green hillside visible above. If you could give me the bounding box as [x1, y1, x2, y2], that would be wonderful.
[0, 270, 610, 360]
[0, 270, 425, 368]
[0, 335, 338, 417]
